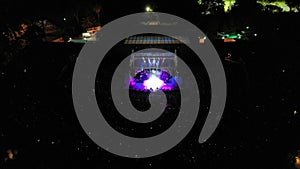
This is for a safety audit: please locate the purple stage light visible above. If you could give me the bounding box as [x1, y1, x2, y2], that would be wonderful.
[129, 69, 179, 92]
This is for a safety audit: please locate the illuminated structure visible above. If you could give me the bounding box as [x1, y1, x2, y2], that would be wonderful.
[129, 50, 179, 92]
[129, 51, 178, 77]
[217, 26, 258, 41]
[124, 13, 192, 92]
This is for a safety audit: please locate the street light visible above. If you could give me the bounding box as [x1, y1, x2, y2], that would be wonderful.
[145, 6, 153, 12]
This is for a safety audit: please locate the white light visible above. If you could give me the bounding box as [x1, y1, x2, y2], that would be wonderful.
[63, 18, 66, 21]
[254, 33, 257, 36]
[143, 75, 164, 91]
[82, 32, 91, 38]
[145, 6, 152, 12]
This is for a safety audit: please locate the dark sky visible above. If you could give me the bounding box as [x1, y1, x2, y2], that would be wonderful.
[1, 0, 201, 20]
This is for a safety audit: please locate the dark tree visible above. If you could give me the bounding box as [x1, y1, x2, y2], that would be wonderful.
[286, 0, 300, 12]
[94, 5, 101, 25]
[231, 0, 264, 15]
[264, 4, 284, 13]
[199, 0, 225, 15]
[23, 25, 45, 43]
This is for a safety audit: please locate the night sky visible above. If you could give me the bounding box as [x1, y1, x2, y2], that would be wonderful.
[1, 0, 300, 169]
